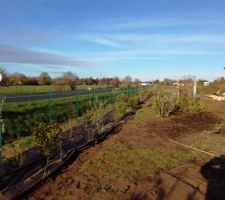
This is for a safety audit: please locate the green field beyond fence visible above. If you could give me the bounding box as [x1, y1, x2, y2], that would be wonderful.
[0, 85, 109, 95]
[3, 87, 147, 142]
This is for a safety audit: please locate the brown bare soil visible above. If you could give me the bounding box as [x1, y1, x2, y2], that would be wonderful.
[115, 111, 221, 150]
[27, 103, 223, 200]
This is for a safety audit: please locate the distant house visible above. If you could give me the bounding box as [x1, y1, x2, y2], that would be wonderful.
[173, 80, 195, 87]
[140, 82, 152, 86]
[173, 81, 184, 87]
[203, 81, 210, 86]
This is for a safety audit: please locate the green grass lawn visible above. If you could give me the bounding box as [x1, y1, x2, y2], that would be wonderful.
[4, 92, 111, 111]
[0, 84, 109, 95]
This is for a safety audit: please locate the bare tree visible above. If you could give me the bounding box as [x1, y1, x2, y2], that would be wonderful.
[8, 72, 27, 85]
[110, 77, 120, 88]
[38, 72, 51, 85]
[162, 78, 175, 86]
[153, 79, 160, 84]
[134, 78, 140, 83]
[122, 75, 133, 87]
[53, 71, 79, 90]
[134, 78, 141, 86]
[63, 71, 78, 81]
[123, 75, 132, 83]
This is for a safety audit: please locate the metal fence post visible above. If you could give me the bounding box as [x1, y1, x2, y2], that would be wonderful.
[88, 95, 91, 108]
[111, 90, 114, 103]
[76, 98, 79, 117]
[94, 94, 97, 109]
[48, 88, 52, 123]
[0, 97, 5, 164]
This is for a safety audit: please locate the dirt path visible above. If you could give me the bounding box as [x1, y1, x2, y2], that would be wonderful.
[27, 102, 224, 200]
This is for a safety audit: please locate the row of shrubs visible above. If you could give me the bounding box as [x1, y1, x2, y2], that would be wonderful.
[32, 87, 153, 153]
[3, 87, 153, 142]
[82, 88, 150, 132]
[3, 94, 111, 140]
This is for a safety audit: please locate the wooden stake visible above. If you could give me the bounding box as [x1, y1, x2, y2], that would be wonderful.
[169, 139, 219, 157]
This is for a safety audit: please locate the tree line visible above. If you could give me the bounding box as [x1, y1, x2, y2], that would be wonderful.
[0, 68, 141, 89]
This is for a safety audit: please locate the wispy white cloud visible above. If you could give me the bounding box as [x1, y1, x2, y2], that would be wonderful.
[1, 15, 225, 71]
[81, 34, 121, 47]
[77, 33, 225, 45]
[82, 48, 225, 62]
[88, 37, 122, 48]
[0, 44, 91, 67]
[83, 16, 225, 31]
[2, 18, 225, 49]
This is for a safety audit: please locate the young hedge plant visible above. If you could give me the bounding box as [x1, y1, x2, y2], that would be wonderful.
[153, 89, 201, 117]
[32, 122, 62, 154]
[153, 94, 179, 117]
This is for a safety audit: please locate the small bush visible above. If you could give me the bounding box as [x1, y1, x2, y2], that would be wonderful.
[0, 97, 5, 140]
[153, 89, 201, 116]
[176, 95, 189, 112]
[210, 123, 225, 135]
[187, 98, 201, 113]
[112, 88, 130, 119]
[154, 96, 179, 116]
[153, 90, 179, 116]
[114, 101, 128, 120]
[116, 92, 129, 103]
[82, 103, 114, 133]
[177, 96, 201, 113]
[138, 88, 153, 102]
[128, 95, 140, 108]
[32, 122, 62, 153]
[198, 84, 219, 95]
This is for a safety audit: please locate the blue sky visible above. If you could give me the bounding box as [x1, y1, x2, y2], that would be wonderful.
[0, 0, 225, 81]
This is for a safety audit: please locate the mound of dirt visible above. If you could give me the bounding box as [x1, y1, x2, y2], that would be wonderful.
[115, 111, 222, 150]
[147, 112, 221, 139]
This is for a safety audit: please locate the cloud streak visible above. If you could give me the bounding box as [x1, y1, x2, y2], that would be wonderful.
[78, 33, 225, 45]
[90, 38, 122, 48]
[83, 16, 225, 31]
[0, 44, 91, 67]
[82, 48, 225, 62]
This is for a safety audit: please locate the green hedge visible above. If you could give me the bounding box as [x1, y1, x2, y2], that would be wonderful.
[3, 93, 113, 140]
[3, 87, 146, 141]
